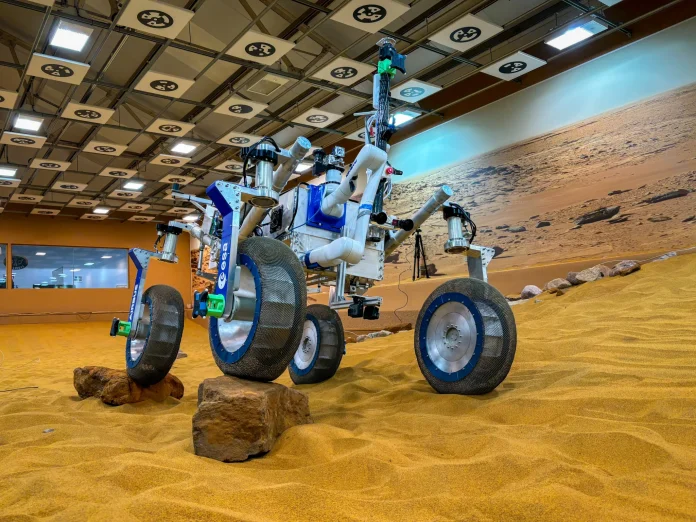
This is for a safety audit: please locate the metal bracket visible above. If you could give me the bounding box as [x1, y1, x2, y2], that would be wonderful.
[127, 248, 165, 338]
[466, 245, 495, 282]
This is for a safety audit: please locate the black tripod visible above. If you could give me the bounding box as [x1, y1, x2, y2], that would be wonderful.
[412, 229, 430, 281]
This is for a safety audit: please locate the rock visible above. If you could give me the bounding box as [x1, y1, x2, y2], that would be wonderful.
[570, 225, 582, 230]
[384, 323, 412, 334]
[495, 224, 509, 230]
[492, 246, 505, 258]
[73, 366, 184, 406]
[566, 271, 582, 285]
[609, 260, 641, 277]
[648, 216, 671, 222]
[356, 330, 393, 342]
[576, 264, 611, 283]
[530, 215, 540, 219]
[683, 215, 695, 222]
[555, 288, 567, 296]
[509, 226, 527, 233]
[521, 285, 542, 299]
[506, 294, 522, 301]
[344, 331, 359, 344]
[608, 189, 631, 196]
[544, 278, 572, 294]
[574, 206, 621, 225]
[536, 221, 551, 228]
[653, 251, 677, 262]
[176, 351, 188, 359]
[193, 376, 311, 462]
[608, 215, 630, 224]
[641, 189, 689, 204]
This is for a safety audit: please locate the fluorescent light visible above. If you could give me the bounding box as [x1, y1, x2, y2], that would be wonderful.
[70, 269, 81, 272]
[35, 252, 46, 256]
[59, 274, 66, 277]
[392, 113, 415, 126]
[14, 116, 43, 132]
[84, 262, 94, 266]
[546, 21, 607, 50]
[93, 207, 110, 214]
[182, 214, 199, 222]
[101, 255, 112, 259]
[123, 181, 145, 190]
[171, 141, 197, 154]
[50, 22, 92, 52]
[0, 166, 17, 177]
[295, 162, 312, 173]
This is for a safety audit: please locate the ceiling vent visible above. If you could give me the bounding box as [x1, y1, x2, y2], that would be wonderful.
[247, 74, 289, 96]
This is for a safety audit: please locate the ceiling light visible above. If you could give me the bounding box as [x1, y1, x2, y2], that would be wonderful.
[84, 262, 94, 266]
[93, 207, 110, 214]
[0, 166, 17, 177]
[14, 115, 43, 132]
[50, 21, 92, 52]
[123, 181, 145, 190]
[36, 252, 46, 256]
[546, 21, 607, 50]
[101, 255, 112, 259]
[70, 269, 81, 272]
[182, 214, 199, 222]
[171, 141, 197, 154]
[59, 274, 66, 277]
[295, 162, 312, 173]
[392, 112, 416, 126]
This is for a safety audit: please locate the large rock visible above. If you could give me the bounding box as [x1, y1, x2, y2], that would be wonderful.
[193, 376, 311, 462]
[574, 206, 620, 225]
[73, 366, 184, 406]
[544, 278, 572, 294]
[566, 271, 582, 285]
[576, 264, 611, 283]
[641, 189, 689, 204]
[521, 285, 542, 299]
[609, 260, 641, 277]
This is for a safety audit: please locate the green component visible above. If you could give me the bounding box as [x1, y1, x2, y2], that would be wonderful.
[377, 59, 397, 78]
[206, 294, 226, 318]
[117, 321, 131, 337]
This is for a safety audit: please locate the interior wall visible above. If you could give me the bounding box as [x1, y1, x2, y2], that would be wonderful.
[0, 214, 192, 324]
[389, 15, 696, 179]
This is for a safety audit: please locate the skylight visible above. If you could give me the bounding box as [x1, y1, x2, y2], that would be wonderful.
[93, 207, 110, 214]
[14, 115, 43, 132]
[124, 181, 145, 190]
[546, 21, 608, 50]
[50, 21, 93, 52]
[171, 141, 197, 154]
[0, 166, 17, 177]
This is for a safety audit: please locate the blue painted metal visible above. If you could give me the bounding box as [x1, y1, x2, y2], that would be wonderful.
[306, 184, 346, 233]
[125, 250, 147, 368]
[206, 182, 235, 298]
[418, 292, 484, 382]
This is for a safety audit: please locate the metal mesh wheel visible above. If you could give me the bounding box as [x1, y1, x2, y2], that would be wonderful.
[289, 304, 344, 385]
[126, 285, 184, 387]
[414, 278, 516, 394]
[209, 237, 307, 381]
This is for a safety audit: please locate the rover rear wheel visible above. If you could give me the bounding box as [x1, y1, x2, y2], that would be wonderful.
[415, 278, 516, 394]
[289, 304, 344, 385]
[209, 237, 307, 381]
[126, 285, 184, 386]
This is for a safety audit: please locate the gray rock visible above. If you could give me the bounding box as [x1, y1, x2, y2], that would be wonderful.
[521, 285, 542, 299]
[575, 206, 621, 225]
[608, 215, 630, 224]
[536, 221, 551, 228]
[648, 216, 672, 223]
[576, 264, 611, 283]
[509, 226, 527, 233]
[566, 271, 582, 285]
[356, 330, 393, 342]
[544, 278, 572, 294]
[193, 376, 312, 462]
[683, 215, 695, 223]
[609, 260, 641, 277]
[493, 246, 505, 258]
[641, 189, 689, 204]
[495, 224, 509, 230]
[653, 251, 677, 262]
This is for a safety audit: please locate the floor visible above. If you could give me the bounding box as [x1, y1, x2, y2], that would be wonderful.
[1, 254, 695, 521]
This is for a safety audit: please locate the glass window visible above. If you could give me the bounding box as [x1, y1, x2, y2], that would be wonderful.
[0, 244, 6, 289]
[10, 246, 129, 289]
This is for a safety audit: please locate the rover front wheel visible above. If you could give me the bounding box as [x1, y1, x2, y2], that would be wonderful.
[415, 278, 516, 394]
[289, 304, 344, 385]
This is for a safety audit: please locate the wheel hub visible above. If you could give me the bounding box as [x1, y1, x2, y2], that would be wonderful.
[293, 319, 318, 370]
[426, 302, 478, 373]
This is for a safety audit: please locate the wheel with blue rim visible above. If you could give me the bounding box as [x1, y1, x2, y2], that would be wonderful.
[126, 285, 184, 386]
[289, 304, 344, 385]
[415, 278, 516, 394]
[209, 237, 307, 381]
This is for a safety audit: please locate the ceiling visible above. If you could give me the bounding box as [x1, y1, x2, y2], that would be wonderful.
[0, 0, 691, 223]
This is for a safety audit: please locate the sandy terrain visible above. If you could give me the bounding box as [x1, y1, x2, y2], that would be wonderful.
[383, 82, 696, 284]
[1, 253, 695, 521]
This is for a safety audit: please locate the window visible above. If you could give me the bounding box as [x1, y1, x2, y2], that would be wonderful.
[0, 244, 6, 289]
[10, 246, 128, 289]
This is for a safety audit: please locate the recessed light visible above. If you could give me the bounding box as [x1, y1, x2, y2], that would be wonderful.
[171, 141, 197, 154]
[84, 262, 94, 266]
[123, 181, 145, 190]
[101, 255, 112, 259]
[295, 163, 312, 173]
[182, 214, 199, 222]
[0, 166, 17, 177]
[14, 115, 43, 132]
[392, 110, 419, 126]
[36, 252, 46, 256]
[50, 21, 92, 52]
[546, 21, 607, 50]
[70, 268, 81, 272]
[93, 207, 110, 214]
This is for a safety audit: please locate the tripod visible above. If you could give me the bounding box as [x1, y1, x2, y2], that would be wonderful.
[412, 229, 429, 281]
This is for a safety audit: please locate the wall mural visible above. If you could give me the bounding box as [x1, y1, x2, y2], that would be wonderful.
[382, 81, 696, 283]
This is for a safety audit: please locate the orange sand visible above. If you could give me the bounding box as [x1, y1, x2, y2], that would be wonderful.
[1, 254, 695, 521]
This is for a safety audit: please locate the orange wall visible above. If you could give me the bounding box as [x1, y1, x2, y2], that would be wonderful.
[0, 213, 192, 324]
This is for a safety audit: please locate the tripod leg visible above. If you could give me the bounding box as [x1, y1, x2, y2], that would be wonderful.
[420, 234, 430, 279]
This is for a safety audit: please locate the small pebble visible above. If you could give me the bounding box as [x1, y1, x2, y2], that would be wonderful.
[43, 428, 54, 434]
